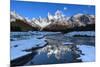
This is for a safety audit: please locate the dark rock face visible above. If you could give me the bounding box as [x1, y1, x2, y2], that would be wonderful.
[43, 23, 68, 31]
[79, 15, 90, 24]
[69, 14, 95, 25]
[45, 14, 95, 32]
[11, 19, 36, 32]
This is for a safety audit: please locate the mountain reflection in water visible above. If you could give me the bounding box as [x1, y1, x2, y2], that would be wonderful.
[11, 32, 95, 65]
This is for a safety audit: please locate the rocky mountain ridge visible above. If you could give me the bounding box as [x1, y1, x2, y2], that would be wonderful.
[10, 10, 95, 32]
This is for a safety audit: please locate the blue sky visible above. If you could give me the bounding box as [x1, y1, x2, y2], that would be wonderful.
[11, 1, 95, 19]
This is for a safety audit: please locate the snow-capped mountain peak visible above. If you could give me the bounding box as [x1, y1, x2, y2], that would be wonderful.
[11, 10, 95, 31]
[48, 12, 54, 20]
[55, 10, 62, 16]
[73, 13, 83, 18]
[54, 10, 65, 20]
[25, 17, 31, 23]
[10, 11, 24, 22]
[34, 18, 51, 29]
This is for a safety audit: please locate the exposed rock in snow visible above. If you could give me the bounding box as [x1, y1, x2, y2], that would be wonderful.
[69, 13, 95, 25]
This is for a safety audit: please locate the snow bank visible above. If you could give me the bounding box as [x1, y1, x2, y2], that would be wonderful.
[11, 47, 31, 61]
[64, 31, 95, 37]
[77, 45, 95, 62]
[63, 42, 74, 45]
[11, 38, 46, 60]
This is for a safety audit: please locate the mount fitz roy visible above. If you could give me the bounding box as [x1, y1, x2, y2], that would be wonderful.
[10, 10, 95, 32]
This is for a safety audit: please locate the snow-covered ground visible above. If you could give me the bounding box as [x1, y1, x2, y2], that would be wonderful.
[11, 31, 61, 41]
[11, 38, 46, 60]
[11, 31, 61, 36]
[64, 31, 95, 37]
[77, 45, 95, 62]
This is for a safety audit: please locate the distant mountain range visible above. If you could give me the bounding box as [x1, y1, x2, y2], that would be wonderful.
[10, 10, 95, 32]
